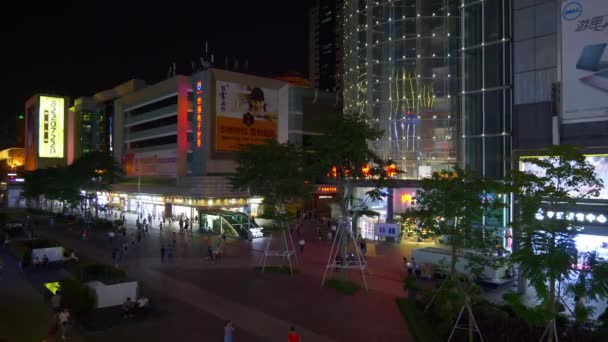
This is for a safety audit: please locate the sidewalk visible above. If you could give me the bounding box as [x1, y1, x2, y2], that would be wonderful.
[33, 213, 412, 341]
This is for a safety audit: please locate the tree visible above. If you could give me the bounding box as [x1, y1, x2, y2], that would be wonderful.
[230, 140, 313, 272]
[22, 152, 122, 214]
[404, 165, 506, 342]
[311, 111, 393, 222]
[510, 145, 606, 342]
[230, 140, 313, 218]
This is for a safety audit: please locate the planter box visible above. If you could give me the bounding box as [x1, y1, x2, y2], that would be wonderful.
[86, 280, 139, 309]
[31, 247, 64, 263]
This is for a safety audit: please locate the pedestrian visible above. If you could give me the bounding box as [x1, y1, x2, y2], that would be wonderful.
[159, 222, 163, 231]
[108, 231, 115, 243]
[247, 231, 253, 246]
[206, 245, 214, 262]
[288, 326, 301, 342]
[82, 228, 88, 240]
[222, 233, 226, 242]
[402, 256, 408, 271]
[160, 245, 166, 263]
[58, 308, 70, 340]
[172, 232, 177, 247]
[299, 239, 305, 253]
[224, 320, 235, 342]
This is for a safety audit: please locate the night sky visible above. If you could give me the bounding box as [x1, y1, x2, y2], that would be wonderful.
[2, 0, 313, 149]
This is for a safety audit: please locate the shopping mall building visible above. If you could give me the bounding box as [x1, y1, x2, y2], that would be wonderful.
[341, 0, 608, 252]
[92, 68, 335, 236]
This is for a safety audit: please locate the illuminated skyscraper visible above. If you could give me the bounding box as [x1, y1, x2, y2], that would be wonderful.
[343, 0, 460, 179]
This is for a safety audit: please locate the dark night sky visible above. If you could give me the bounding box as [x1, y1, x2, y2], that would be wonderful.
[1, 0, 313, 149]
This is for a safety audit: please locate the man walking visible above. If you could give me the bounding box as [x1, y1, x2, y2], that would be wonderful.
[299, 239, 305, 253]
[288, 326, 301, 342]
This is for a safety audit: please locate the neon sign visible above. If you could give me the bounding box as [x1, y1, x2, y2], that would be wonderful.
[196, 81, 203, 148]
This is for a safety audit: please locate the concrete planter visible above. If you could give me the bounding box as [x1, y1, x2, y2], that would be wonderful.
[31, 247, 64, 263]
[86, 280, 139, 309]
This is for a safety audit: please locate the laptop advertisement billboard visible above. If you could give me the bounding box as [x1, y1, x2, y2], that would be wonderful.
[561, 0, 608, 123]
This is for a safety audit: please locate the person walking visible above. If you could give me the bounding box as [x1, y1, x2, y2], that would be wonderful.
[299, 239, 305, 253]
[288, 326, 301, 342]
[224, 320, 235, 342]
[58, 308, 70, 340]
[160, 245, 166, 263]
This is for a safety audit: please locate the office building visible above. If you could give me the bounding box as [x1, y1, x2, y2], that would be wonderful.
[310, 0, 344, 95]
[512, 0, 608, 255]
[342, 0, 460, 179]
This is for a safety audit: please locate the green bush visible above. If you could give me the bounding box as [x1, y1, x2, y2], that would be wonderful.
[395, 298, 441, 342]
[254, 266, 297, 274]
[325, 278, 360, 295]
[81, 264, 126, 284]
[8, 240, 31, 263]
[23, 239, 62, 249]
[59, 278, 94, 316]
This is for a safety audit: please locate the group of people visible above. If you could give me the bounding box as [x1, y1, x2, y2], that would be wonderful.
[121, 296, 151, 318]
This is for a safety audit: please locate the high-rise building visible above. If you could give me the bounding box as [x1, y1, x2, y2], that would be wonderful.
[512, 0, 608, 252]
[343, 0, 460, 179]
[310, 0, 344, 95]
[460, 0, 512, 180]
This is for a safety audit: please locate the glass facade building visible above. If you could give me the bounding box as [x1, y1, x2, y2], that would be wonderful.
[343, 0, 460, 179]
[460, 0, 511, 180]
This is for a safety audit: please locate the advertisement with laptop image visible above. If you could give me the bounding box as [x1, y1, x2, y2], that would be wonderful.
[561, 0, 608, 123]
[577, 43, 608, 92]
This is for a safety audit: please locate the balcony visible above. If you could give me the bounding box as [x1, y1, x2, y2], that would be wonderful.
[125, 104, 178, 127]
[125, 124, 177, 143]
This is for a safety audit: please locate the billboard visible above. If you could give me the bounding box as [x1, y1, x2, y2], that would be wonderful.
[215, 81, 279, 151]
[520, 154, 608, 199]
[561, 0, 608, 123]
[38, 96, 65, 158]
[123, 150, 177, 177]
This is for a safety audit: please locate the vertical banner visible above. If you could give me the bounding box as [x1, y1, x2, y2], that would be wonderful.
[38, 96, 65, 158]
[561, 0, 608, 122]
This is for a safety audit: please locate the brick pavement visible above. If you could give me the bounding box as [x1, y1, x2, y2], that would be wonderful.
[30, 212, 413, 341]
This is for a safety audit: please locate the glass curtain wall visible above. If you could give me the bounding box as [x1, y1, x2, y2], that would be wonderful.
[460, 0, 511, 180]
[460, 0, 512, 236]
[343, 0, 460, 179]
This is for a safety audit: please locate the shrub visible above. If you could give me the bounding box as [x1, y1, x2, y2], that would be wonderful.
[81, 264, 126, 284]
[254, 266, 297, 274]
[23, 239, 61, 249]
[8, 240, 31, 263]
[325, 278, 360, 295]
[59, 278, 94, 316]
[395, 298, 441, 342]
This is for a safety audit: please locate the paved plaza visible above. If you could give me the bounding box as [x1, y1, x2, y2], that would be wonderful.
[14, 211, 413, 341]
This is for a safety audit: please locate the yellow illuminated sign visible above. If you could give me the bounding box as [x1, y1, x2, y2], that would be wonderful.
[38, 96, 65, 158]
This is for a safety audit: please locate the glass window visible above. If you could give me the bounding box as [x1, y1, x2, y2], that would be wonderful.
[484, 0, 504, 42]
[484, 43, 505, 88]
[465, 137, 483, 172]
[484, 136, 505, 179]
[484, 90, 504, 134]
[464, 4, 482, 47]
[464, 48, 482, 91]
[465, 93, 483, 136]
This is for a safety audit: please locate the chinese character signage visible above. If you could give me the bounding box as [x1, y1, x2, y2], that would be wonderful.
[561, 0, 608, 123]
[196, 81, 203, 148]
[374, 223, 400, 237]
[38, 96, 65, 158]
[215, 80, 279, 151]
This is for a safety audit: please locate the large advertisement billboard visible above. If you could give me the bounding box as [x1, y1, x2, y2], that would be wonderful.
[561, 0, 608, 123]
[123, 150, 177, 177]
[38, 96, 65, 158]
[215, 81, 279, 151]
